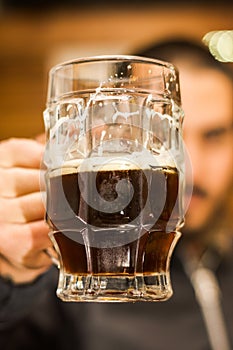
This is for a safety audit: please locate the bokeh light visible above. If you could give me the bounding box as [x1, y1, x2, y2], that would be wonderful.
[203, 30, 233, 62]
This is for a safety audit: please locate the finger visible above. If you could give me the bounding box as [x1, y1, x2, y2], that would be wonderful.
[0, 138, 45, 168]
[0, 255, 52, 284]
[0, 192, 46, 223]
[0, 220, 52, 269]
[0, 167, 42, 198]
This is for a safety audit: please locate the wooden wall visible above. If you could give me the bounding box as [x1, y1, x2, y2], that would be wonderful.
[0, 4, 232, 140]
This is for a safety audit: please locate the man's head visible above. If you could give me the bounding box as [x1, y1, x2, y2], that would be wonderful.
[135, 38, 233, 240]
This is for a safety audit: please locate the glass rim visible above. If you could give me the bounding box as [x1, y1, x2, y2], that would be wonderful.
[46, 54, 181, 107]
[49, 54, 178, 76]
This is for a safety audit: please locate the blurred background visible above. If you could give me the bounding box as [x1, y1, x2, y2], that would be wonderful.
[0, 0, 232, 140]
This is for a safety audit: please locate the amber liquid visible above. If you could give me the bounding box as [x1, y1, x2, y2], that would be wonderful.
[46, 166, 181, 276]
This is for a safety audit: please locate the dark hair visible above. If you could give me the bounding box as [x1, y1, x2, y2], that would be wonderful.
[135, 37, 233, 80]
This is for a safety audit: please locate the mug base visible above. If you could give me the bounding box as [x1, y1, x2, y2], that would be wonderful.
[56, 272, 173, 302]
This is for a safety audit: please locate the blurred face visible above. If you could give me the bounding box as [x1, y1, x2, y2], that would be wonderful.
[181, 67, 233, 233]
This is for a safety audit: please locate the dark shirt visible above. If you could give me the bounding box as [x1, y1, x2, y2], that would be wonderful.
[0, 251, 233, 350]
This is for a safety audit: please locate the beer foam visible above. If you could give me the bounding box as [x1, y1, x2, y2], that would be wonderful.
[49, 149, 176, 177]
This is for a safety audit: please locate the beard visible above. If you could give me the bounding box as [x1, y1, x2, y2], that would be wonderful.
[181, 189, 231, 249]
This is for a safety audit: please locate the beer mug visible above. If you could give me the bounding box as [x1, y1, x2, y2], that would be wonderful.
[43, 55, 185, 302]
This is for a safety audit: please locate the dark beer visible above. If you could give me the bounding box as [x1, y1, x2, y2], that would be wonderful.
[46, 165, 181, 278]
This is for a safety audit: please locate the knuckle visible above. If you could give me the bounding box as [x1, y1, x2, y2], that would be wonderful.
[0, 168, 15, 197]
[0, 196, 26, 224]
[0, 197, 9, 221]
[0, 138, 18, 167]
[0, 137, 18, 150]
